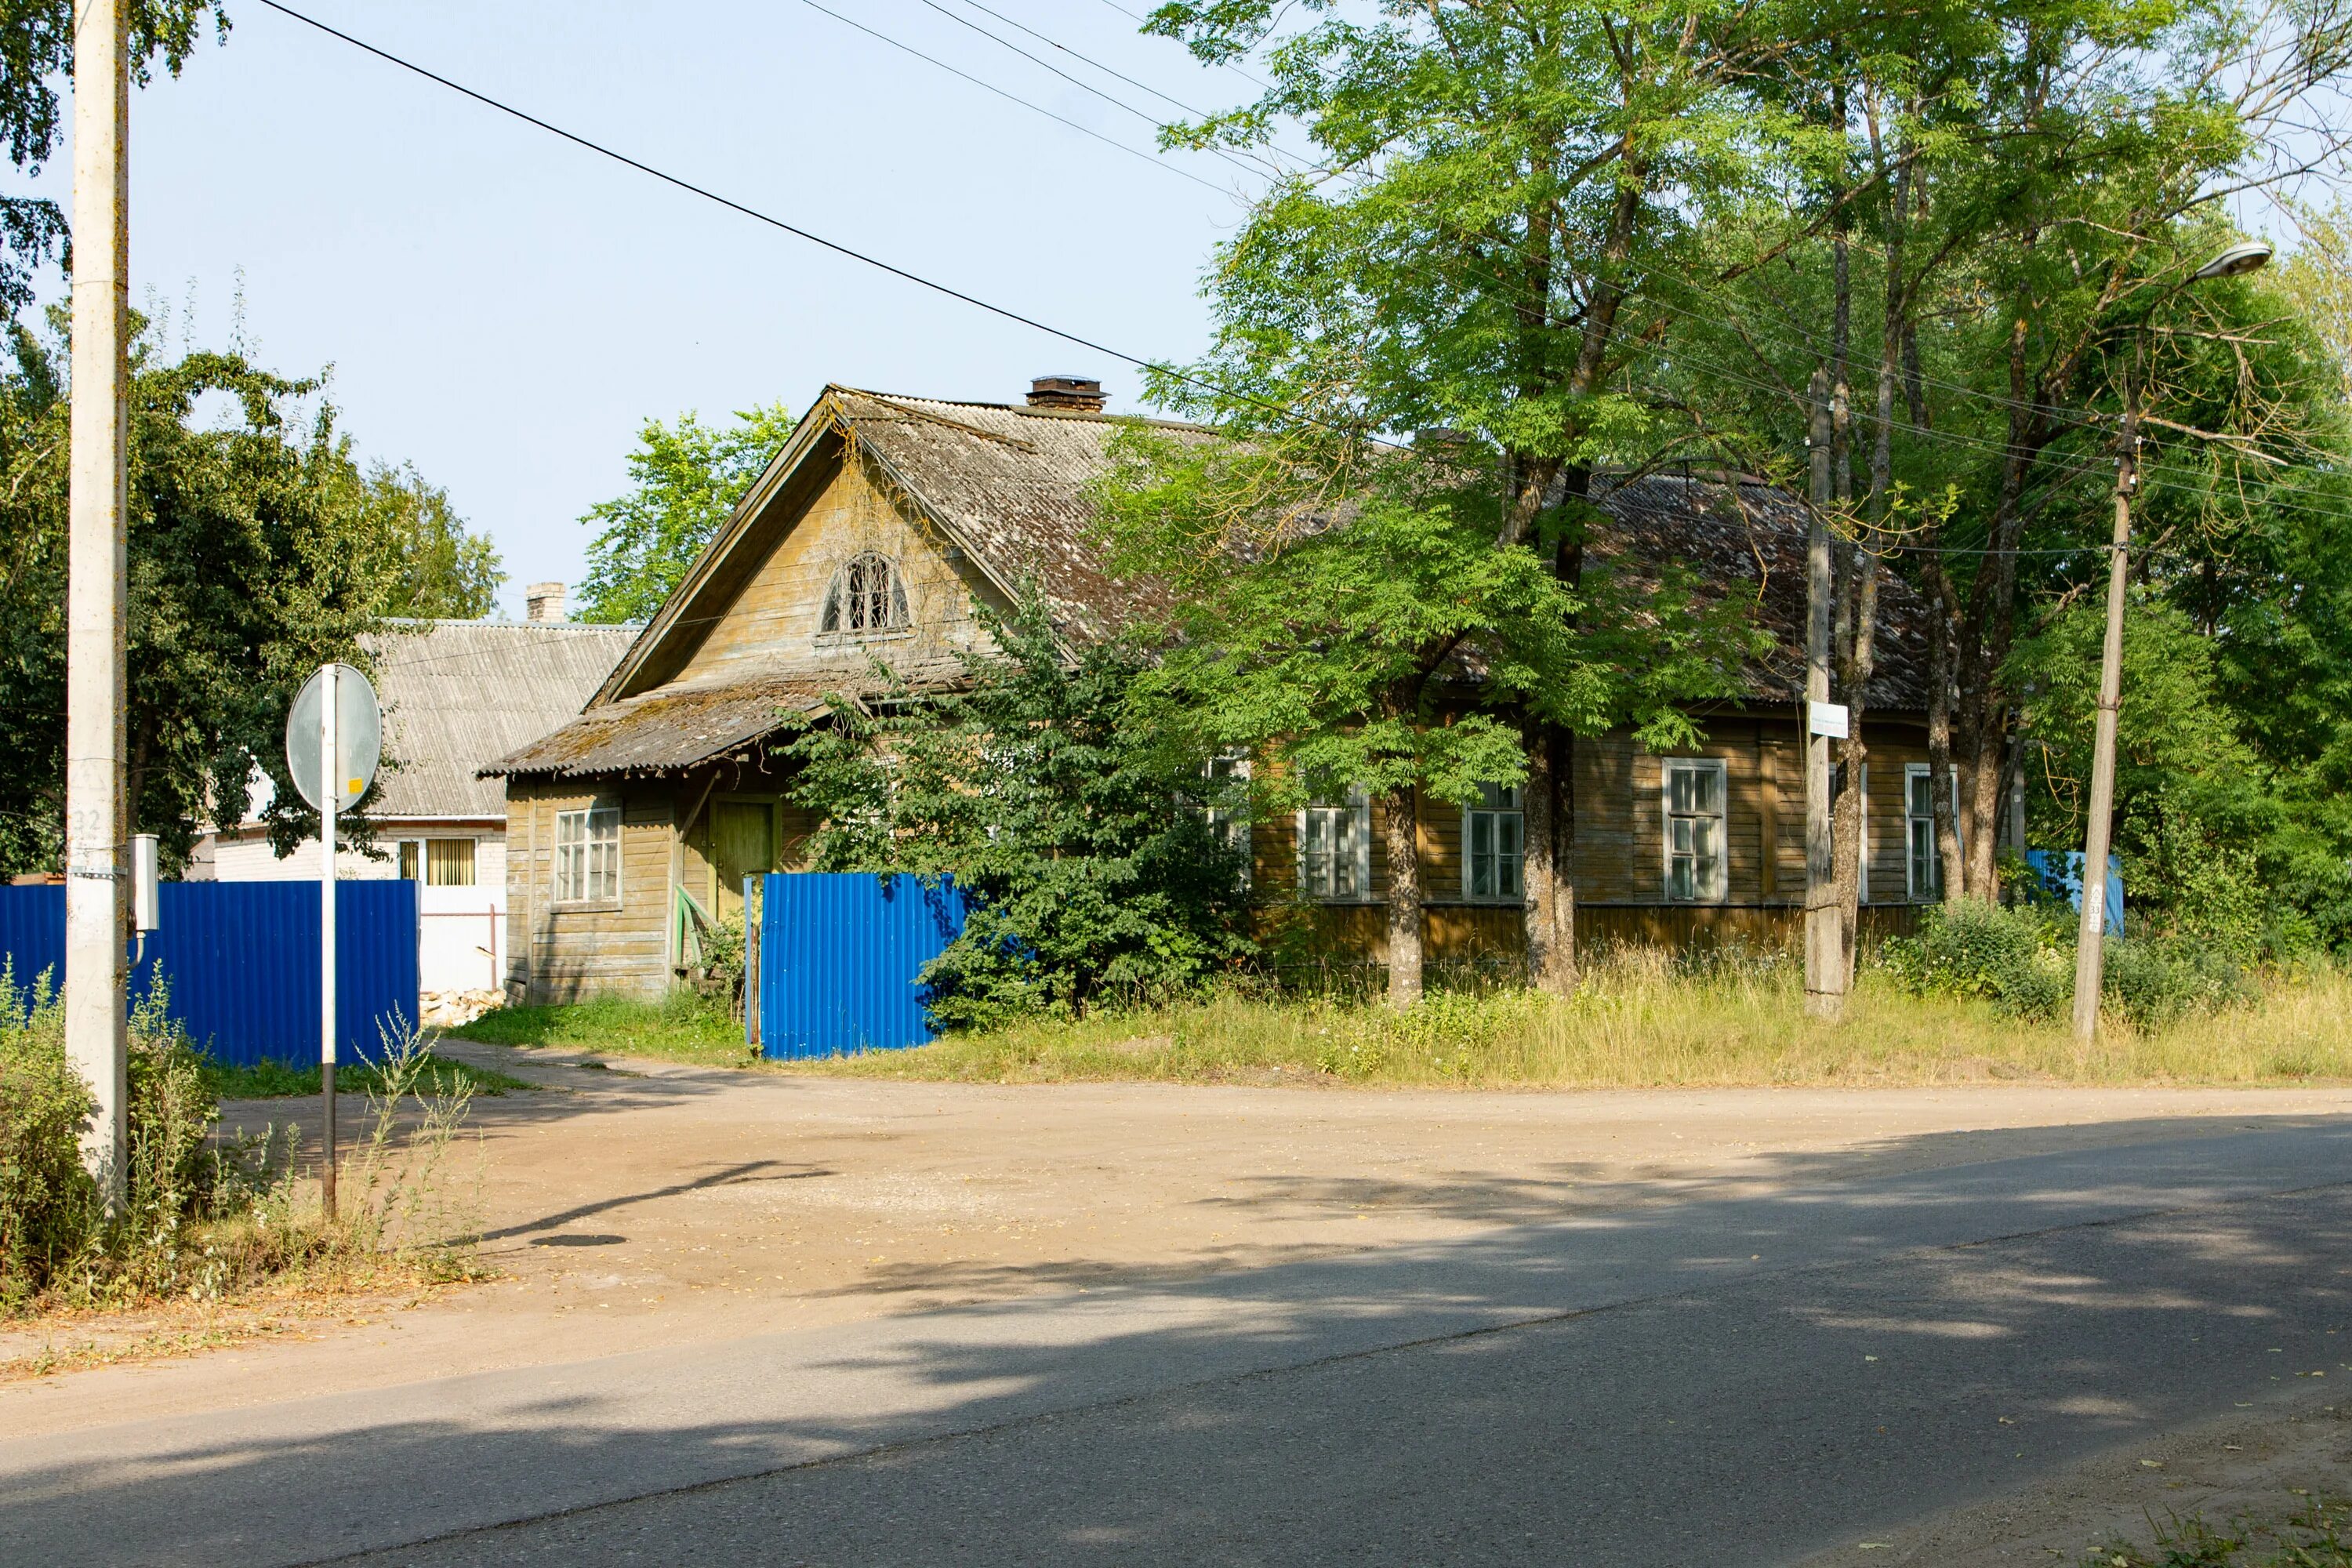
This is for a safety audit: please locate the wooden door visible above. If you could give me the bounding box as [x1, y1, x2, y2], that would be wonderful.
[712, 800, 775, 920]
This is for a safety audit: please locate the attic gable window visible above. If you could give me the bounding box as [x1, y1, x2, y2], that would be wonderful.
[819, 553, 911, 640]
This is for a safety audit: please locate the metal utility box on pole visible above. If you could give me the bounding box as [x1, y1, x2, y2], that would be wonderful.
[64, 0, 129, 1206]
[1802, 368, 1842, 1018]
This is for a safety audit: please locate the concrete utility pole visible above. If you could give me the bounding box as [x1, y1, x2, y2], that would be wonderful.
[1803, 368, 1842, 1018]
[2068, 241, 2268, 1044]
[65, 0, 129, 1207]
[2070, 399, 2136, 1043]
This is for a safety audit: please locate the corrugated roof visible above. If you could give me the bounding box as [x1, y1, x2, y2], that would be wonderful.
[830, 389, 1184, 637]
[363, 620, 638, 814]
[1584, 473, 1929, 709]
[481, 674, 844, 781]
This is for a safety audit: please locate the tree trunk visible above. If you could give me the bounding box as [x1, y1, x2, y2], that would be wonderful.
[1521, 714, 1574, 995]
[1924, 556, 1966, 901]
[1831, 554, 1879, 985]
[1384, 784, 1423, 1009]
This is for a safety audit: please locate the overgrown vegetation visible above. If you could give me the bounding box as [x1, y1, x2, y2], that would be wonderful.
[2081, 1494, 2352, 1566]
[797, 944, 2352, 1089]
[0, 966, 480, 1316]
[446, 991, 747, 1068]
[1882, 900, 2253, 1029]
[785, 596, 1255, 1028]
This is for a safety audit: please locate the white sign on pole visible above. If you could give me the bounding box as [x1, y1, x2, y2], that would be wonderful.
[285, 662, 378, 1221]
[1807, 700, 1851, 739]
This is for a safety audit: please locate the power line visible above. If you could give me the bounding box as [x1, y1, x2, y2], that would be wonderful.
[251, 0, 1408, 454]
[792, 0, 1231, 194]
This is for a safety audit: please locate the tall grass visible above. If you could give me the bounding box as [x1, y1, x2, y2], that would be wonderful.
[1, 962, 481, 1317]
[809, 945, 2352, 1088]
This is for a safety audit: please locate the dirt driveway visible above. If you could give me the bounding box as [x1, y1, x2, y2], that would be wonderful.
[9, 1043, 2352, 1444]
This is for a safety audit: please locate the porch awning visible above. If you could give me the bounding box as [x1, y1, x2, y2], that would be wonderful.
[480, 676, 841, 782]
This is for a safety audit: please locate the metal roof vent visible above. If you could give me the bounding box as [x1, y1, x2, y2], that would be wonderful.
[1026, 375, 1105, 413]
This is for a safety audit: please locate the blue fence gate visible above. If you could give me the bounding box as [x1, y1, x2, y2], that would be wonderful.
[753, 873, 970, 1060]
[0, 880, 420, 1068]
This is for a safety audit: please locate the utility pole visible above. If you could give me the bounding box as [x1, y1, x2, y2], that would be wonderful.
[1803, 368, 1842, 1018]
[2071, 395, 2137, 1042]
[65, 0, 129, 1207]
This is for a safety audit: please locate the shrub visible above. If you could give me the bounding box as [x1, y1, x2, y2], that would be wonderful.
[1880, 900, 2072, 1017]
[1882, 900, 2249, 1026]
[0, 964, 237, 1311]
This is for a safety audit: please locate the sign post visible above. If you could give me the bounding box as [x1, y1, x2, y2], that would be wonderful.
[287, 662, 380, 1220]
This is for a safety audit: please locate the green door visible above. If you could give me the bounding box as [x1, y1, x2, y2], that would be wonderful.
[712, 800, 775, 920]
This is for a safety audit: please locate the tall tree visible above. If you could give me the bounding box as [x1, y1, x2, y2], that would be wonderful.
[1138, 0, 1798, 1002]
[346, 462, 503, 620]
[0, 325, 499, 875]
[575, 403, 795, 623]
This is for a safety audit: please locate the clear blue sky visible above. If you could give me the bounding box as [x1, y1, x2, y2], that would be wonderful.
[37, 0, 1268, 616]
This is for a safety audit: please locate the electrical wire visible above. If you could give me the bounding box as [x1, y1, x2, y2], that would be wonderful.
[791, 0, 1233, 195]
[251, 0, 1410, 453]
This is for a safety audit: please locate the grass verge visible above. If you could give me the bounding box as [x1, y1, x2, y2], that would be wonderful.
[802, 949, 2352, 1088]
[201, 1051, 536, 1101]
[445, 992, 749, 1069]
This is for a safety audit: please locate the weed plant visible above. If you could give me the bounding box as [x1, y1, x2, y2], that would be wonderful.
[0, 963, 481, 1316]
[2080, 1493, 2352, 1565]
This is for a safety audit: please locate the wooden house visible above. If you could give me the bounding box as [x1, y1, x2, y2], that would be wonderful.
[485, 378, 1951, 1004]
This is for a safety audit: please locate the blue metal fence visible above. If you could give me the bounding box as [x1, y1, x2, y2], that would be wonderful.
[753, 873, 970, 1060]
[2024, 850, 2125, 938]
[0, 880, 420, 1067]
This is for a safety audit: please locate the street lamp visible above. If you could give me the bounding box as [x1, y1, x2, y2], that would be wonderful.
[2069, 239, 2270, 1043]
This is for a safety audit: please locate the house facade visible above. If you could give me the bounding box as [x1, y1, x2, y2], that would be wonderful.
[196, 608, 638, 997]
[486, 379, 1958, 1005]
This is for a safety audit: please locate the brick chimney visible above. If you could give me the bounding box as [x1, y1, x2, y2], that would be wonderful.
[1026, 375, 1105, 413]
[524, 582, 567, 623]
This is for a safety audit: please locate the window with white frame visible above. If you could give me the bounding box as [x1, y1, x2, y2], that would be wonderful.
[554, 804, 621, 905]
[1203, 751, 1252, 887]
[818, 552, 911, 638]
[1298, 787, 1371, 901]
[1904, 764, 1959, 901]
[1462, 782, 1524, 902]
[1663, 759, 1728, 902]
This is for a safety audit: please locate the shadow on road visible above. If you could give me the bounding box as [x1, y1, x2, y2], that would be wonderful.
[7, 1121, 2352, 1566]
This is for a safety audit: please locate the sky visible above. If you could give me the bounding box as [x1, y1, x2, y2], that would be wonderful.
[33, 0, 1270, 617]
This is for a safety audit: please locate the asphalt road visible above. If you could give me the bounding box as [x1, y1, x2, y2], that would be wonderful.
[7, 1118, 2350, 1566]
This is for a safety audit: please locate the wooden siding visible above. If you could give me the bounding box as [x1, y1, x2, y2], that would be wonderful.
[503, 779, 674, 1004]
[1247, 713, 1943, 965]
[670, 451, 1011, 688]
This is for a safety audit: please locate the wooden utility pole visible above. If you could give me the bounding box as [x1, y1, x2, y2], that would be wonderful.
[65, 0, 129, 1206]
[1803, 368, 1842, 1018]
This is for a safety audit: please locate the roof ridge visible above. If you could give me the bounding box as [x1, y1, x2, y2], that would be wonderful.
[826, 383, 1211, 435]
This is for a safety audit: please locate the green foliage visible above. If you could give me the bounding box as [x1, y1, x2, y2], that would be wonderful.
[198, 1051, 531, 1101]
[445, 992, 750, 1068]
[1098, 429, 1760, 820]
[0, 964, 243, 1312]
[1881, 900, 2075, 1018]
[785, 594, 1255, 1027]
[349, 462, 504, 619]
[0, 322, 503, 876]
[2080, 1494, 2352, 1566]
[1881, 900, 2249, 1027]
[0, 2, 226, 315]
[575, 403, 796, 624]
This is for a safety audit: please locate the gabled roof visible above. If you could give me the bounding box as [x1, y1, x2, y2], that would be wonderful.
[494, 387, 1933, 783]
[363, 619, 638, 814]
